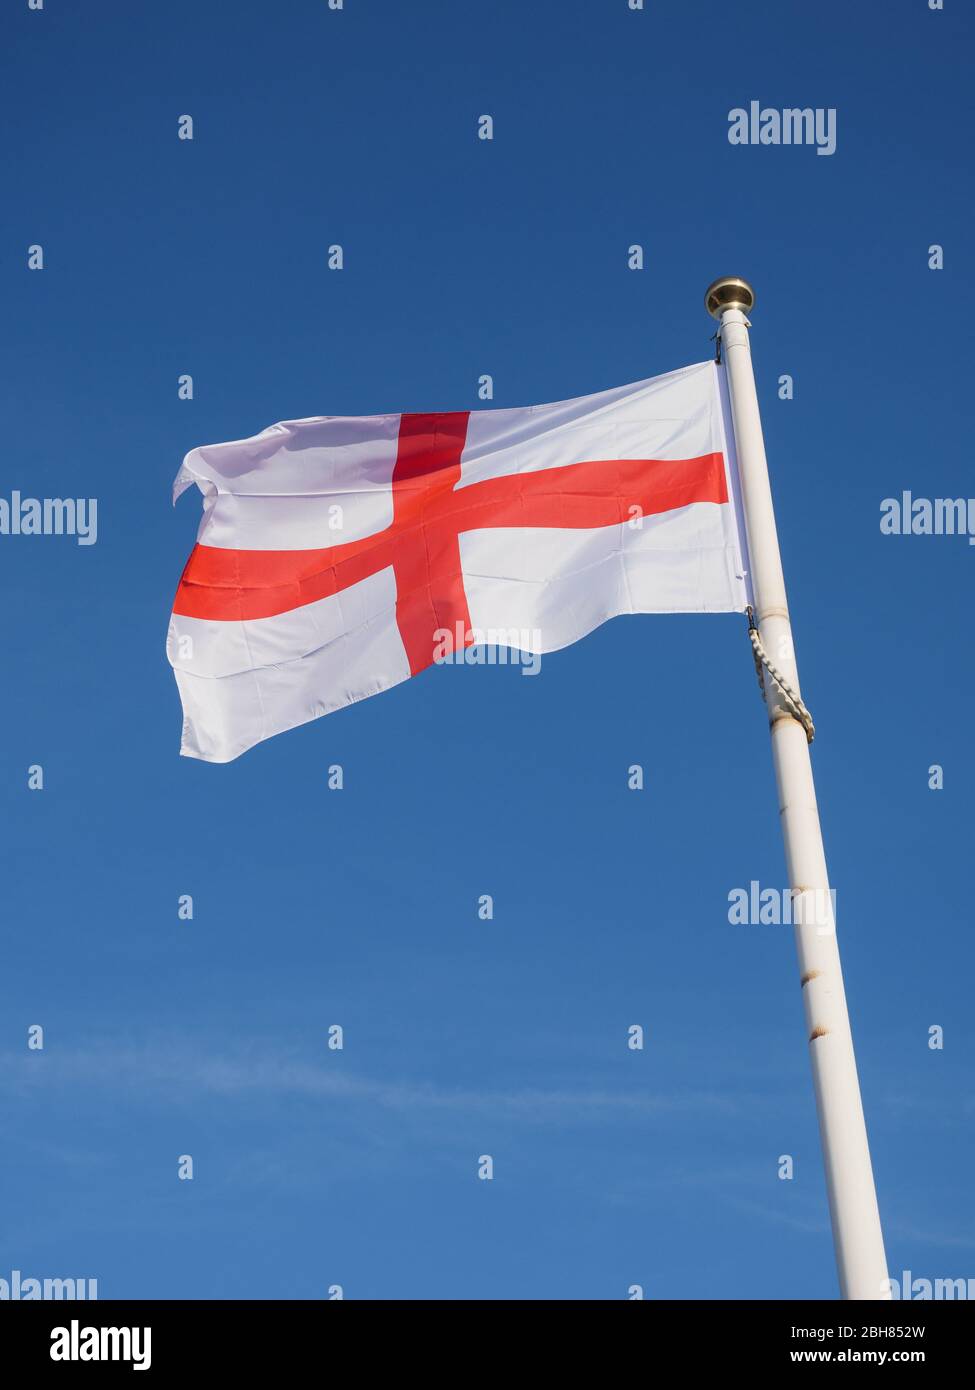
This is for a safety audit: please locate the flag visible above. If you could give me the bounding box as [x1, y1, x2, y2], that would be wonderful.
[168, 361, 749, 761]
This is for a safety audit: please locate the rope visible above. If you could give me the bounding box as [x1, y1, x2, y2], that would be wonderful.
[746, 607, 815, 743]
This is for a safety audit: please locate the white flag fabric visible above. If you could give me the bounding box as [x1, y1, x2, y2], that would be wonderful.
[168, 361, 749, 761]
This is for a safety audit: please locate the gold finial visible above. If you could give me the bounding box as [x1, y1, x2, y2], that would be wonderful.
[705, 277, 755, 318]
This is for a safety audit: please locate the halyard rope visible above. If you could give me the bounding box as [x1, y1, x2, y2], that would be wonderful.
[746, 607, 816, 744]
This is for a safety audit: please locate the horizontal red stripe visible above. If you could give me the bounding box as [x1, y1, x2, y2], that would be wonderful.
[173, 452, 727, 622]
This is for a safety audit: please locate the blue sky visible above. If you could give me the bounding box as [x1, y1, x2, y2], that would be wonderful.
[1, 0, 972, 1299]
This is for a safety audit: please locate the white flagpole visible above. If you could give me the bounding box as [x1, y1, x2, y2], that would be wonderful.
[707, 278, 890, 1301]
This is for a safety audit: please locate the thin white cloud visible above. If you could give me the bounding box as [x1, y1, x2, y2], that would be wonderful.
[2, 1043, 742, 1122]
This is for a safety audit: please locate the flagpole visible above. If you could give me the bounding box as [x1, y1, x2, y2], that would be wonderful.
[706, 277, 890, 1301]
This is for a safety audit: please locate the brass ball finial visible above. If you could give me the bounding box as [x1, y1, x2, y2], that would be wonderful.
[705, 276, 755, 318]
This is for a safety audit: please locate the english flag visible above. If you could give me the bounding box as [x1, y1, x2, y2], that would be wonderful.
[169, 361, 750, 761]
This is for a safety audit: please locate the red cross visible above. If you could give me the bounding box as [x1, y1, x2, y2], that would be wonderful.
[174, 412, 727, 676]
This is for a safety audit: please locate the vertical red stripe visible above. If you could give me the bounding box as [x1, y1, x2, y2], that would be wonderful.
[391, 412, 472, 675]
